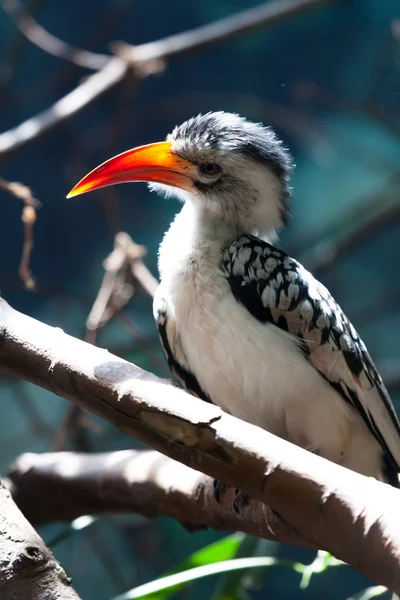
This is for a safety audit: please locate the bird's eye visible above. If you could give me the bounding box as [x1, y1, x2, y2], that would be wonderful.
[199, 163, 222, 178]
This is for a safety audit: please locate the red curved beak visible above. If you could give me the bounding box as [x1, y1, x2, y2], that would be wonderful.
[66, 141, 195, 199]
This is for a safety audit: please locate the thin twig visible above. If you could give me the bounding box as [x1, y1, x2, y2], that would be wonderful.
[52, 237, 130, 450]
[19, 204, 36, 290]
[52, 404, 85, 452]
[113, 0, 333, 66]
[0, 176, 41, 290]
[86, 233, 146, 332]
[0, 0, 47, 86]
[293, 171, 400, 274]
[129, 258, 159, 298]
[364, 21, 398, 106]
[53, 233, 158, 450]
[12, 0, 138, 112]
[114, 311, 166, 371]
[1, 0, 109, 70]
[0, 0, 336, 160]
[0, 56, 127, 161]
[0, 176, 41, 207]
[10, 380, 54, 439]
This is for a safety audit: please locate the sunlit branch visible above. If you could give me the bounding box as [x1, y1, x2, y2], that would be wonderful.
[0, 0, 335, 160]
[0, 480, 81, 598]
[0, 297, 399, 592]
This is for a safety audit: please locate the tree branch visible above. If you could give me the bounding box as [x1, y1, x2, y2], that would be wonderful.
[6, 449, 308, 548]
[0, 479, 81, 599]
[52, 232, 159, 451]
[0, 297, 400, 591]
[85, 232, 151, 334]
[0, 56, 126, 161]
[0, 176, 41, 289]
[0, 0, 47, 87]
[1, 0, 109, 70]
[295, 170, 400, 274]
[0, 0, 335, 161]
[114, 0, 332, 65]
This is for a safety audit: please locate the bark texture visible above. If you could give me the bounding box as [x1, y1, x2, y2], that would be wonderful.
[0, 298, 399, 591]
[0, 480, 81, 599]
[7, 450, 309, 547]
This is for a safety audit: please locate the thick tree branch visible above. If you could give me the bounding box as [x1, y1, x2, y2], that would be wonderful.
[0, 480, 81, 599]
[0, 297, 400, 591]
[6, 450, 307, 548]
[0, 0, 335, 160]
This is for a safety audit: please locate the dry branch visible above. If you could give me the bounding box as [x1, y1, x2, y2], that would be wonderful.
[0, 0, 335, 160]
[0, 479, 81, 599]
[86, 232, 150, 333]
[114, 0, 332, 65]
[52, 232, 158, 451]
[296, 169, 400, 274]
[0, 297, 400, 591]
[0, 176, 40, 289]
[1, 0, 109, 70]
[7, 450, 307, 548]
[0, 56, 126, 161]
[0, 0, 47, 87]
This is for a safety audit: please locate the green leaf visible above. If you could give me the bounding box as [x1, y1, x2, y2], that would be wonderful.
[211, 535, 259, 600]
[297, 550, 345, 589]
[122, 533, 245, 600]
[211, 536, 282, 600]
[113, 556, 292, 600]
[186, 533, 245, 569]
[47, 515, 98, 548]
[346, 586, 389, 600]
[242, 538, 281, 591]
[71, 515, 97, 531]
[113, 537, 344, 600]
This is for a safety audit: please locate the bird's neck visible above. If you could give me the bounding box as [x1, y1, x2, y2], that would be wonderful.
[158, 202, 243, 281]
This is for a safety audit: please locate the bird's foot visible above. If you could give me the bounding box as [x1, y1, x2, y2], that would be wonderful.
[213, 480, 249, 513]
[233, 490, 249, 514]
[213, 479, 229, 503]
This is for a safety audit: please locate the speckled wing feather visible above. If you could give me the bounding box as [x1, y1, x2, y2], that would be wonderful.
[154, 294, 212, 404]
[222, 235, 400, 478]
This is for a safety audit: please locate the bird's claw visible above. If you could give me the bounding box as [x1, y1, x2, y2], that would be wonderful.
[233, 490, 249, 514]
[213, 479, 229, 503]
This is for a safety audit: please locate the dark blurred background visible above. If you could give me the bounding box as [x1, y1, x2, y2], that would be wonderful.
[0, 0, 399, 598]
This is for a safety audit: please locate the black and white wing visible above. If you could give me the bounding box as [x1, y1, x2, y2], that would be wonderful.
[153, 293, 212, 404]
[222, 235, 400, 481]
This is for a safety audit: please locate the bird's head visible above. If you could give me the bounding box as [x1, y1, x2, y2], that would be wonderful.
[67, 111, 293, 239]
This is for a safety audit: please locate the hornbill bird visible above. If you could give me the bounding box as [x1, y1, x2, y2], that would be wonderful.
[68, 111, 400, 488]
